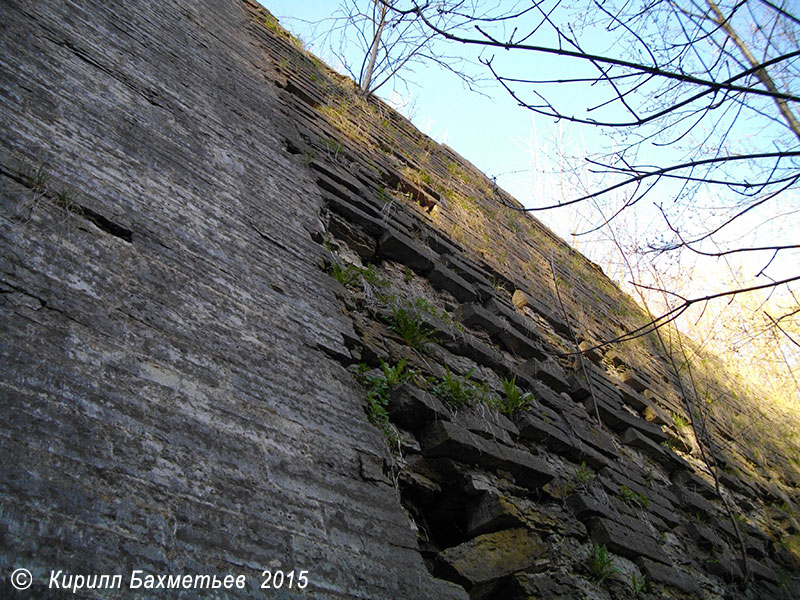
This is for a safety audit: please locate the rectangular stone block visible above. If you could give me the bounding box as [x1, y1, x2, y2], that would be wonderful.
[389, 384, 451, 431]
[589, 517, 669, 564]
[379, 227, 435, 273]
[636, 557, 700, 595]
[420, 421, 554, 490]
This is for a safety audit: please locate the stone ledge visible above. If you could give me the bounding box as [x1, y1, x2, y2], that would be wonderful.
[621, 428, 689, 474]
[378, 227, 436, 273]
[428, 263, 477, 304]
[589, 516, 670, 564]
[436, 527, 546, 597]
[420, 421, 555, 490]
[389, 384, 451, 431]
[636, 557, 700, 595]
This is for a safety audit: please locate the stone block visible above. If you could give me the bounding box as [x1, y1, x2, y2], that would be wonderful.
[684, 521, 728, 551]
[521, 357, 569, 392]
[642, 403, 671, 426]
[747, 557, 780, 583]
[668, 483, 717, 519]
[599, 470, 681, 529]
[565, 492, 607, 519]
[704, 548, 744, 583]
[510, 289, 570, 337]
[621, 428, 688, 473]
[636, 557, 700, 595]
[436, 527, 546, 593]
[589, 517, 669, 564]
[467, 492, 526, 536]
[428, 263, 477, 303]
[578, 340, 603, 364]
[456, 303, 503, 336]
[420, 421, 554, 490]
[388, 384, 450, 431]
[454, 406, 517, 446]
[327, 212, 376, 261]
[516, 408, 574, 454]
[378, 227, 436, 273]
[621, 370, 649, 392]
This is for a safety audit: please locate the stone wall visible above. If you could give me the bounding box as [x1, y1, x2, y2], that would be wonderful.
[1, 1, 798, 599]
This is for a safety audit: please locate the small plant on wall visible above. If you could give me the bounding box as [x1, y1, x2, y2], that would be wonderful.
[588, 543, 618, 585]
[494, 376, 533, 418]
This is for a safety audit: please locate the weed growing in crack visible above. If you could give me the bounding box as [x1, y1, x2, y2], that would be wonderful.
[495, 376, 533, 418]
[588, 543, 618, 585]
[432, 367, 476, 408]
[631, 573, 647, 595]
[360, 359, 411, 452]
[672, 412, 690, 428]
[387, 301, 437, 351]
[617, 484, 650, 509]
[562, 461, 595, 496]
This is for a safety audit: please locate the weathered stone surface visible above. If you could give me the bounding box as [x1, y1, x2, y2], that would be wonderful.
[454, 406, 518, 446]
[599, 468, 681, 528]
[671, 468, 718, 500]
[467, 493, 527, 536]
[589, 517, 670, 563]
[704, 548, 744, 583]
[521, 356, 569, 392]
[389, 384, 451, 431]
[669, 483, 717, 518]
[636, 557, 701, 595]
[378, 227, 436, 273]
[428, 263, 478, 303]
[684, 521, 729, 551]
[0, 2, 467, 598]
[622, 428, 689, 473]
[3, 0, 797, 597]
[456, 302, 504, 335]
[436, 528, 546, 592]
[621, 370, 649, 392]
[566, 492, 608, 519]
[510, 289, 570, 337]
[455, 302, 544, 359]
[420, 421, 555, 489]
[328, 212, 377, 261]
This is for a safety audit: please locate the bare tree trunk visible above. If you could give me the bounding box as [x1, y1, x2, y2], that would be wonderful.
[360, 1, 388, 94]
[708, 0, 800, 142]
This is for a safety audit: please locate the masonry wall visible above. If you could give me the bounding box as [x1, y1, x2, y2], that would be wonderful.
[1, 1, 798, 599]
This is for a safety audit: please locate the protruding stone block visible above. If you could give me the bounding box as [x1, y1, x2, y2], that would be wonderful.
[637, 557, 700, 595]
[378, 227, 435, 273]
[437, 528, 546, 594]
[388, 384, 450, 431]
[589, 517, 669, 564]
[420, 421, 554, 490]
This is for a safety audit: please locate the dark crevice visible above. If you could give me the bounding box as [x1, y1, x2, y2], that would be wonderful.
[76, 205, 133, 242]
